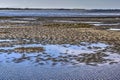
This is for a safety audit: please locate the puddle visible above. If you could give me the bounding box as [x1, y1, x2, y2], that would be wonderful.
[0, 20, 28, 23]
[0, 39, 17, 42]
[80, 21, 102, 24]
[108, 28, 120, 31]
[54, 21, 120, 27]
[0, 26, 10, 28]
[0, 39, 120, 66]
[8, 20, 29, 23]
[53, 20, 79, 23]
[0, 18, 36, 26]
[13, 18, 37, 21]
[79, 21, 117, 27]
[93, 23, 120, 26]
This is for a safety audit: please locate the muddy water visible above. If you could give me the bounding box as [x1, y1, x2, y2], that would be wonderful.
[0, 39, 120, 79]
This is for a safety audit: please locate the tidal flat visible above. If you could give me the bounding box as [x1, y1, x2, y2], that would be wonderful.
[0, 16, 120, 80]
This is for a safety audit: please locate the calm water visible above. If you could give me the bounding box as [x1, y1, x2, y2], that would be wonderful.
[0, 10, 120, 17]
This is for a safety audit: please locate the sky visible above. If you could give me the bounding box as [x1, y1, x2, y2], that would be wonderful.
[0, 0, 120, 9]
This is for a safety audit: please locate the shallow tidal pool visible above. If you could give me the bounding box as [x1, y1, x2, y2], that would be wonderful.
[0, 39, 120, 65]
[0, 39, 120, 80]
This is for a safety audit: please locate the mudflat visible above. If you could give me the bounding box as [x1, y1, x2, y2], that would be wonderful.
[0, 16, 120, 80]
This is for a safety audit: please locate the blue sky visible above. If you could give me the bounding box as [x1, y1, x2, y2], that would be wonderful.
[0, 0, 120, 9]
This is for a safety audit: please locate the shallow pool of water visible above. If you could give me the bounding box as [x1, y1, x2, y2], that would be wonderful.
[93, 23, 120, 26]
[108, 28, 120, 31]
[0, 39, 120, 79]
[0, 39, 17, 42]
[0, 26, 10, 28]
[0, 39, 119, 66]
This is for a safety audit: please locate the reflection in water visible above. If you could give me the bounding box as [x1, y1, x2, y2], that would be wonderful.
[0, 39, 120, 66]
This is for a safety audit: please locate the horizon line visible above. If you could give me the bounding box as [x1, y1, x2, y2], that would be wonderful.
[0, 7, 120, 10]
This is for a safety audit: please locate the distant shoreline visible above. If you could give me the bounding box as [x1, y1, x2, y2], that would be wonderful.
[0, 8, 120, 11]
[1, 8, 85, 10]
